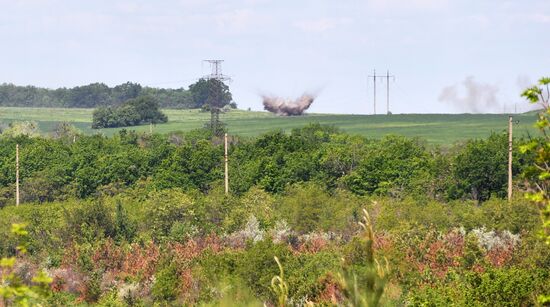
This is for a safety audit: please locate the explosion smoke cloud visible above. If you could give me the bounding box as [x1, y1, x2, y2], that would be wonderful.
[438, 77, 500, 113]
[262, 94, 316, 116]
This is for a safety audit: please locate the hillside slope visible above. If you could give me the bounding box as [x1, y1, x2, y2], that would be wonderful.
[0, 107, 538, 145]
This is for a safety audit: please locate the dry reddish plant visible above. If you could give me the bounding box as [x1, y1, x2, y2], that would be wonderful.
[405, 229, 465, 279]
[120, 242, 160, 281]
[296, 236, 328, 254]
[171, 233, 224, 267]
[178, 268, 201, 305]
[92, 239, 125, 273]
[317, 273, 344, 305]
[374, 233, 393, 253]
[49, 267, 86, 296]
[486, 244, 515, 267]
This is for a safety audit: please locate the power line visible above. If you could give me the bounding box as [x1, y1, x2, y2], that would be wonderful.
[385, 70, 395, 115]
[143, 78, 200, 87]
[368, 69, 395, 115]
[368, 69, 377, 114]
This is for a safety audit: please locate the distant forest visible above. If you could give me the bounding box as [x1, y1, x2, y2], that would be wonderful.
[0, 81, 226, 109]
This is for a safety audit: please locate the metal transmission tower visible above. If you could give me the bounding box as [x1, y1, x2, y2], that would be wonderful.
[203, 60, 232, 82]
[203, 60, 231, 135]
[368, 69, 395, 115]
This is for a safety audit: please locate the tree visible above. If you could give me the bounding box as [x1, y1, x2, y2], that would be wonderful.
[449, 133, 514, 202]
[344, 135, 431, 197]
[112, 82, 142, 103]
[67, 83, 112, 108]
[1, 121, 40, 138]
[52, 121, 81, 139]
[189, 78, 232, 109]
[192, 78, 233, 136]
[92, 96, 167, 129]
[520, 77, 550, 304]
[0, 82, 196, 109]
[91, 107, 116, 129]
[126, 96, 167, 124]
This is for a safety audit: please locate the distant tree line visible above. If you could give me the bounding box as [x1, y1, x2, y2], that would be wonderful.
[0, 79, 236, 109]
[0, 123, 534, 204]
[92, 96, 168, 129]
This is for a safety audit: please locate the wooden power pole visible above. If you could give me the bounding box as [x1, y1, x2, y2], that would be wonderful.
[508, 116, 512, 202]
[224, 133, 229, 195]
[368, 70, 377, 114]
[16, 144, 20, 206]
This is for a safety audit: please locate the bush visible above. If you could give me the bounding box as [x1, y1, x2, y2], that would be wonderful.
[408, 268, 550, 306]
[236, 240, 293, 300]
[448, 133, 523, 202]
[92, 96, 167, 129]
[144, 189, 194, 241]
[276, 183, 358, 234]
[152, 262, 180, 302]
[64, 201, 115, 243]
[343, 135, 432, 197]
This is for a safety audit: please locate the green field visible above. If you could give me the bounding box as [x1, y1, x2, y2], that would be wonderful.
[0, 107, 539, 145]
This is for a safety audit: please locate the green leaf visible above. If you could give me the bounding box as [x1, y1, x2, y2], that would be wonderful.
[0, 257, 16, 268]
[539, 77, 550, 85]
[539, 172, 550, 180]
[11, 223, 28, 236]
[31, 270, 53, 285]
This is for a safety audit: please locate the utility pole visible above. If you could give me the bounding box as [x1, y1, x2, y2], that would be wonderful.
[385, 70, 395, 114]
[368, 70, 377, 114]
[16, 144, 19, 206]
[224, 133, 229, 195]
[508, 116, 513, 202]
[368, 70, 395, 115]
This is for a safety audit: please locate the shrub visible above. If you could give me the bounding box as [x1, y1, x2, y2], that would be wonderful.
[144, 189, 194, 241]
[92, 96, 167, 129]
[463, 268, 549, 306]
[343, 135, 431, 197]
[236, 240, 293, 301]
[114, 202, 136, 243]
[152, 262, 180, 302]
[276, 183, 357, 234]
[64, 201, 115, 243]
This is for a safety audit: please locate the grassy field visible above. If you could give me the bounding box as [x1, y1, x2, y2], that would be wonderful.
[0, 107, 540, 145]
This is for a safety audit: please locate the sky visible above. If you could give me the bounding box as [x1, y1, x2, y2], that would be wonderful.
[0, 0, 549, 114]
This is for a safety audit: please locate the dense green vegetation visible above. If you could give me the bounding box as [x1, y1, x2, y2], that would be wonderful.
[0, 124, 530, 204]
[92, 96, 168, 129]
[1, 78, 549, 306]
[0, 107, 539, 145]
[0, 79, 234, 109]
[0, 117, 548, 305]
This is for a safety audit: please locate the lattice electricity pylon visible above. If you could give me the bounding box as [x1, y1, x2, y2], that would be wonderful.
[203, 60, 232, 83]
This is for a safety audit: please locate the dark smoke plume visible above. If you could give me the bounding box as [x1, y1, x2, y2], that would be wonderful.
[262, 94, 316, 116]
[439, 77, 500, 113]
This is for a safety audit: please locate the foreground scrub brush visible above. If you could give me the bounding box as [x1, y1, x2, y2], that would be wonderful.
[339, 208, 389, 307]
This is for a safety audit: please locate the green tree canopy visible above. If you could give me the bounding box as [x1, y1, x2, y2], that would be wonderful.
[189, 78, 233, 109]
[92, 96, 167, 129]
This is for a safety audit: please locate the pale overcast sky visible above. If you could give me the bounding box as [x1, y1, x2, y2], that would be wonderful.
[0, 0, 548, 114]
